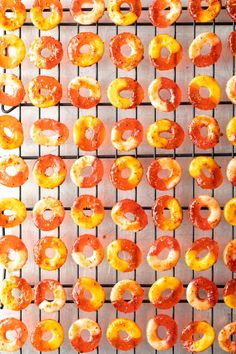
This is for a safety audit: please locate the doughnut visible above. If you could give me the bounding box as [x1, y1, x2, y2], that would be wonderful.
[189, 156, 223, 189]
[148, 77, 181, 112]
[68, 76, 102, 108]
[186, 276, 218, 311]
[0, 155, 28, 187]
[71, 195, 104, 228]
[29, 36, 63, 69]
[34, 279, 66, 313]
[32, 197, 65, 231]
[68, 32, 104, 67]
[224, 197, 236, 225]
[73, 115, 105, 151]
[69, 319, 102, 353]
[152, 195, 183, 231]
[0, 235, 27, 272]
[28, 76, 62, 108]
[107, 77, 144, 109]
[185, 237, 219, 271]
[30, 0, 63, 30]
[107, 0, 141, 25]
[70, 156, 104, 188]
[223, 239, 236, 272]
[30, 118, 69, 147]
[72, 277, 105, 311]
[111, 118, 143, 151]
[149, 0, 182, 27]
[109, 32, 144, 71]
[31, 319, 64, 352]
[0, 73, 25, 107]
[146, 158, 182, 190]
[148, 276, 184, 309]
[147, 236, 181, 271]
[72, 234, 104, 268]
[188, 0, 221, 22]
[189, 32, 222, 67]
[228, 31, 236, 56]
[188, 115, 221, 150]
[146, 314, 178, 351]
[223, 279, 236, 309]
[181, 321, 215, 352]
[70, 0, 105, 24]
[106, 239, 142, 272]
[218, 322, 236, 353]
[0, 34, 25, 69]
[189, 195, 221, 230]
[111, 198, 148, 232]
[226, 76, 236, 104]
[110, 279, 144, 313]
[188, 76, 221, 110]
[33, 236, 67, 271]
[226, 116, 236, 146]
[226, 0, 236, 21]
[110, 156, 143, 190]
[0, 198, 26, 228]
[149, 34, 183, 70]
[106, 318, 142, 351]
[226, 158, 236, 186]
[146, 119, 184, 149]
[0, 318, 28, 352]
[0, 0, 26, 31]
[0, 276, 32, 310]
[0, 115, 23, 150]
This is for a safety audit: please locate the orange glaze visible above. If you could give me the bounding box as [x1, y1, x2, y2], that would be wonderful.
[186, 276, 218, 310]
[149, 0, 182, 27]
[110, 280, 144, 313]
[30, 0, 63, 30]
[189, 195, 221, 230]
[32, 197, 65, 231]
[146, 158, 182, 190]
[228, 31, 236, 56]
[70, 156, 104, 188]
[0, 73, 25, 107]
[223, 239, 236, 272]
[68, 76, 101, 109]
[188, 76, 221, 110]
[0, 235, 28, 272]
[30, 118, 69, 146]
[71, 195, 105, 228]
[29, 36, 63, 69]
[70, 0, 105, 24]
[69, 319, 102, 353]
[34, 279, 66, 313]
[0, 155, 28, 187]
[181, 321, 215, 352]
[189, 156, 223, 189]
[152, 195, 183, 230]
[188, 0, 221, 22]
[73, 116, 105, 151]
[0, 0, 26, 31]
[146, 119, 184, 149]
[31, 319, 64, 351]
[72, 234, 104, 268]
[111, 118, 143, 151]
[0, 115, 24, 150]
[0, 276, 32, 310]
[28, 75, 62, 108]
[223, 279, 236, 309]
[188, 115, 221, 149]
[0, 318, 28, 352]
[110, 156, 143, 190]
[226, 0, 236, 21]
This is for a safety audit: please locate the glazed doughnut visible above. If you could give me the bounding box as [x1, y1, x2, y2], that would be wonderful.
[0, 276, 32, 310]
[0, 73, 25, 107]
[224, 198, 236, 226]
[71, 156, 104, 188]
[0, 34, 25, 69]
[152, 195, 183, 231]
[68, 76, 102, 109]
[148, 77, 181, 112]
[30, 118, 69, 147]
[0, 235, 27, 272]
[188, 0, 221, 22]
[70, 0, 105, 24]
[148, 276, 184, 309]
[111, 199, 148, 232]
[226, 76, 236, 104]
[71, 195, 104, 228]
[188, 115, 221, 149]
[31, 319, 64, 352]
[189, 156, 223, 189]
[146, 158, 182, 190]
[226, 116, 236, 146]
[0, 198, 26, 228]
[32, 197, 65, 231]
[188, 76, 221, 110]
[147, 236, 181, 271]
[0, 0, 26, 31]
[107, 77, 144, 109]
[0, 115, 23, 150]
[228, 31, 236, 56]
[33, 236, 67, 271]
[69, 319, 102, 353]
[68, 32, 104, 67]
[218, 322, 236, 353]
[106, 239, 142, 272]
[30, 0, 63, 30]
[111, 118, 143, 151]
[226, 158, 236, 186]
[223, 279, 236, 309]
[110, 156, 143, 190]
[189, 195, 221, 230]
[189, 32, 222, 67]
[34, 279, 66, 313]
[181, 321, 215, 352]
[72, 234, 104, 268]
[149, 0, 182, 27]
[186, 277, 218, 311]
[107, 0, 141, 25]
[28, 76, 62, 108]
[185, 237, 219, 271]
[109, 32, 144, 71]
[29, 36, 63, 69]
[149, 34, 183, 70]
[106, 318, 142, 351]
[226, 0, 236, 21]
[73, 116, 105, 151]
[0, 318, 28, 352]
[146, 119, 184, 149]
[110, 279, 144, 313]
[223, 239, 236, 272]
[146, 314, 178, 351]
[72, 277, 105, 311]
[0, 155, 28, 187]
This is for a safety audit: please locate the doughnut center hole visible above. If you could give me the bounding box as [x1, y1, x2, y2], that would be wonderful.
[42, 331, 53, 341]
[41, 48, 52, 58]
[6, 166, 17, 176]
[201, 43, 211, 55]
[81, 166, 92, 177]
[123, 290, 132, 301]
[201, 167, 212, 178]
[119, 2, 131, 13]
[43, 209, 53, 220]
[40, 88, 50, 97]
[6, 330, 17, 341]
[81, 329, 91, 341]
[119, 330, 129, 339]
[124, 212, 135, 221]
[121, 167, 131, 178]
[157, 326, 167, 340]
[163, 208, 171, 219]
[158, 247, 170, 260]
[159, 88, 171, 101]
[193, 332, 204, 341]
[161, 47, 170, 58]
[81, 1, 94, 11]
[79, 87, 90, 97]
[3, 85, 15, 96]
[122, 130, 132, 140]
[85, 128, 94, 140]
[200, 0, 209, 8]
[45, 247, 56, 258]
[120, 89, 132, 99]
[11, 287, 21, 300]
[199, 86, 209, 98]
[80, 44, 91, 53]
[8, 249, 17, 261]
[45, 290, 54, 302]
[199, 207, 210, 218]
[83, 208, 92, 217]
[42, 7, 51, 18]
[3, 209, 15, 221]
[162, 288, 172, 297]
[158, 168, 171, 179]
[4, 45, 16, 57]
[121, 44, 132, 57]
[159, 131, 173, 139]
[5, 9, 14, 18]
[3, 127, 13, 137]
[45, 166, 54, 177]
[200, 126, 208, 137]
[197, 248, 209, 259]
[83, 245, 94, 257]
[198, 288, 207, 299]
[43, 129, 57, 137]
[118, 250, 131, 261]
[84, 289, 92, 300]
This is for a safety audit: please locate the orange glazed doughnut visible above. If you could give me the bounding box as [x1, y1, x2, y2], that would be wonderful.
[189, 195, 221, 230]
[29, 36, 63, 69]
[30, 118, 69, 146]
[70, 0, 105, 24]
[0, 235, 28, 272]
[188, 0, 221, 22]
[223, 239, 236, 272]
[30, 0, 63, 30]
[226, 0, 236, 21]
[71, 195, 104, 228]
[34, 279, 66, 313]
[188, 76, 221, 110]
[69, 319, 102, 353]
[181, 321, 215, 352]
[223, 279, 236, 309]
[31, 319, 64, 352]
[0, 73, 25, 107]
[189, 156, 223, 189]
[152, 195, 183, 230]
[0, 0, 26, 31]
[110, 156, 143, 190]
[28, 76, 62, 108]
[0, 34, 26, 69]
[0, 275, 32, 310]
[72, 234, 104, 268]
[0, 198, 26, 228]
[0, 155, 28, 187]
[0, 318, 28, 352]
[111, 118, 143, 151]
[218, 322, 236, 353]
[228, 31, 236, 56]
[186, 276, 218, 310]
[188, 115, 221, 149]
[73, 116, 105, 151]
[107, 0, 141, 25]
[72, 277, 105, 311]
[71, 156, 104, 188]
[149, 0, 182, 27]
[146, 158, 182, 190]
[68, 76, 102, 109]
[226, 76, 236, 104]
[146, 119, 184, 149]
[0, 115, 23, 150]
